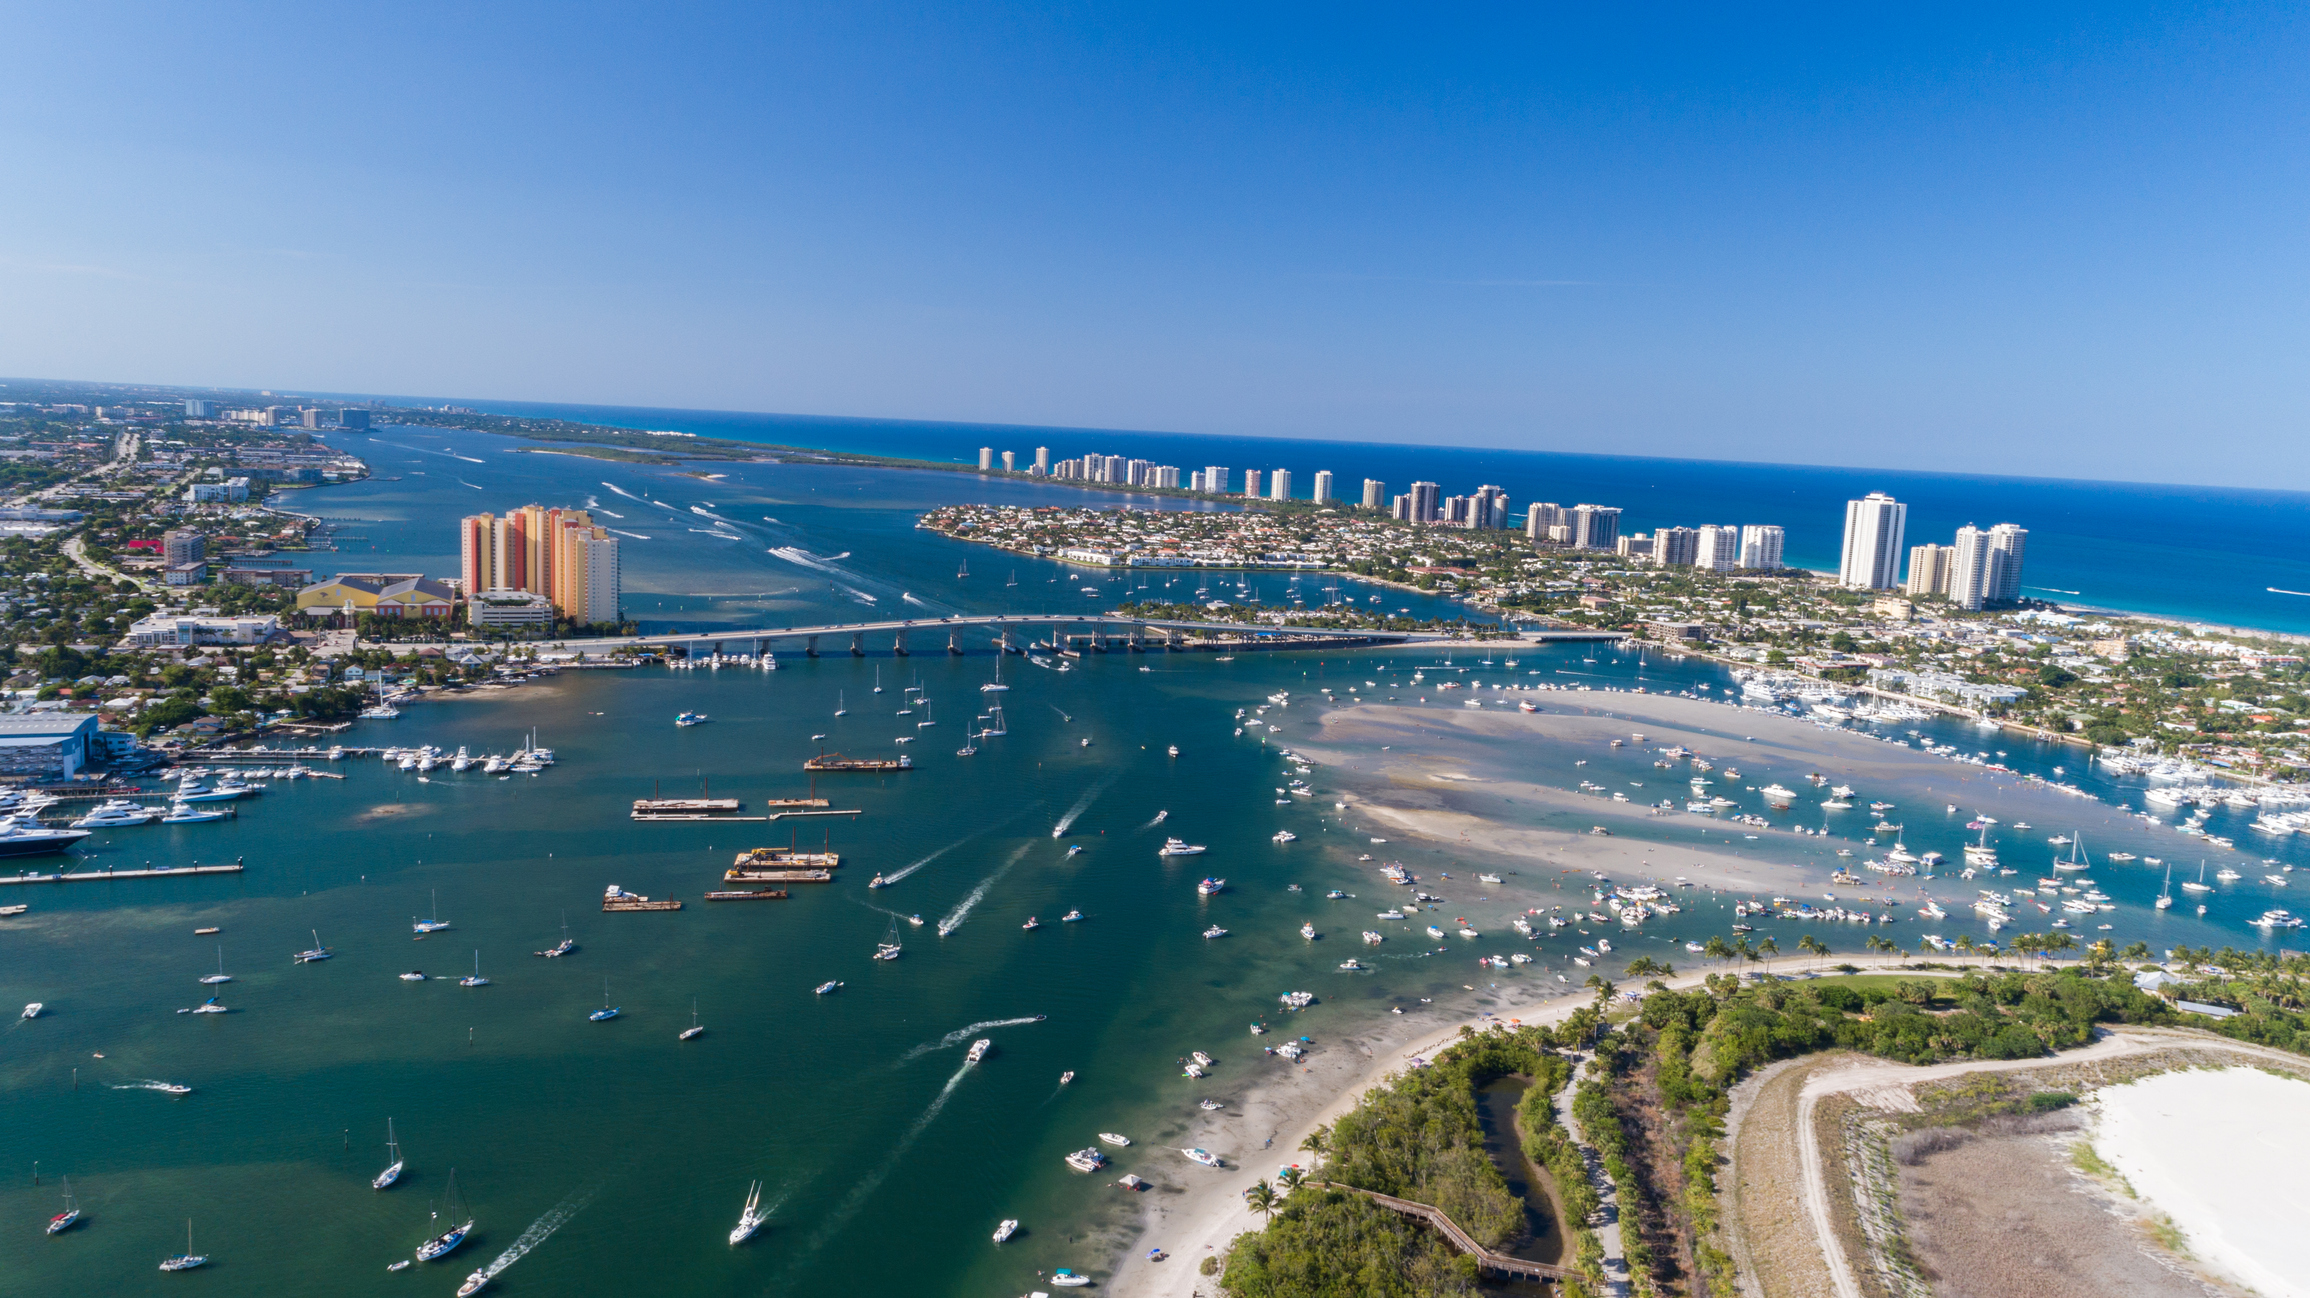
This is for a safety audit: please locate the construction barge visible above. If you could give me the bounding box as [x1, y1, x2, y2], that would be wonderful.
[705, 889, 790, 901]
[722, 868, 833, 884]
[734, 848, 840, 869]
[602, 885, 683, 912]
[763, 798, 830, 809]
[803, 753, 911, 772]
[0, 861, 246, 886]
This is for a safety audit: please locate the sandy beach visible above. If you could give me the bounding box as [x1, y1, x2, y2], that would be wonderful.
[2093, 1067, 2310, 1297]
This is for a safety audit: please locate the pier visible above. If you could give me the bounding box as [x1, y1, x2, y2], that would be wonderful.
[0, 861, 247, 886]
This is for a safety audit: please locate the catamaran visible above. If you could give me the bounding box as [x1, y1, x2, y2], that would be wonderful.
[375, 1119, 405, 1189]
[729, 1180, 768, 1245]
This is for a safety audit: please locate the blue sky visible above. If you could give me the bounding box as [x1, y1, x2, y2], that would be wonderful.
[2, 3, 2304, 487]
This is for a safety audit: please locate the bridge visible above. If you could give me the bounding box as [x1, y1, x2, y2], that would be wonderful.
[1316, 1182, 1576, 1282]
[582, 614, 1625, 658]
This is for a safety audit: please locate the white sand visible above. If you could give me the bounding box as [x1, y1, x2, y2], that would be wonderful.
[2092, 1067, 2310, 1298]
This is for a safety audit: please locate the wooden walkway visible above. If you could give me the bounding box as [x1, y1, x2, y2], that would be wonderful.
[1318, 1181, 1575, 1282]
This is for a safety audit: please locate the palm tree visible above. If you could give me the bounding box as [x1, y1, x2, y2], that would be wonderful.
[1299, 1125, 1331, 1158]
[1797, 934, 1828, 966]
[1243, 1180, 1278, 1222]
[1278, 1167, 1306, 1194]
[1955, 934, 1976, 965]
[1757, 936, 1778, 974]
[1703, 935, 1733, 969]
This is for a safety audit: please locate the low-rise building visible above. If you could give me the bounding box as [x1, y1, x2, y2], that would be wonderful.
[0, 713, 100, 779]
[295, 573, 457, 618]
[124, 613, 286, 648]
[466, 589, 556, 630]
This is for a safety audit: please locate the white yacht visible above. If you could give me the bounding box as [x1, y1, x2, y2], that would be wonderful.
[72, 799, 155, 828]
[993, 1218, 1019, 1243]
[1159, 839, 1208, 857]
[966, 1038, 992, 1065]
[1272, 830, 1297, 843]
[729, 1180, 768, 1245]
[1202, 925, 1227, 939]
[1197, 877, 1225, 895]
[1299, 922, 1317, 940]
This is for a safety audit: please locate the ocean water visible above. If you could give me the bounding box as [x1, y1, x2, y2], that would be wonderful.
[440, 398, 2310, 636]
[6, 441, 2302, 1296]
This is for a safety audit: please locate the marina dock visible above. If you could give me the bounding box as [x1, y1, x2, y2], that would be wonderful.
[0, 862, 247, 886]
[633, 797, 742, 814]
[722, 868, 833, 883]
[767, 809, 860, 821]
[634, 813, 771, 822]
[705, 889, 790, 901]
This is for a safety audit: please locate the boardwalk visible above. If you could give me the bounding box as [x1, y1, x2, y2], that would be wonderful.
[1317, 1181, 1575, 1282]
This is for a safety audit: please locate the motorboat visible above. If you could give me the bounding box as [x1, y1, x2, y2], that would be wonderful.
[1377, 909, 1404, 920]
[814, 980, 842, 995]
[993, 1218, 1019, 1243]
[1181, 1148, 1223, 1168]
[1159, 839, 1207, 857]
[1100, 1132, 1132, 1146]
[457, 1270, 490, 1296]
[1021, 916, 1041, 931]
[1065, 845, 1083, 857]
[1197, 878, 1225, 895]
[1272, 830, 1297, 843]
[0, 815, 89, 857]
[676, 711, 710, 726]
[1363, 931, 1383, 944]
[1202, 925, 1228, 938]
[1052, 1270, 1091, 1287]
[1477, 873, 1502, 885]
[1339, 958, 1362, 970]
[730, 1180, 768, 1245]
[966, 1038, 992, 1065]
[1059, 1070, 1075, 1084]
[1061, 910, 1083, 923]
[161, 801, 231, 824]
[1300, 923, 1317, 940]
[72, 799, 156, 828]
[1065, 1148, 1108, 1172]
[399, 972, 426, 982]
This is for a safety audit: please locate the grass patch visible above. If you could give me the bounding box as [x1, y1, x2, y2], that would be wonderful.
[2069, 1141, 2134, 1196]
[2148, 1213, 2192, 1258]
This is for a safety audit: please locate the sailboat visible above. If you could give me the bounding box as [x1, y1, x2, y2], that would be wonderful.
[872, 666, 883, 694]
[590, 979, 620, 1021]
[158, 1218, 207, 1270]
[536, 913, 576, 958]
[1006, 569, 1017, 588]
[200, 946, 232, 985]
[459, 951, 489, 987]
[2181, 861, 2213, 894]
[46, 1177, 79, 1233]
[374, 1119, 406, 1189]
[729, 1180, 767, 1246]
[957, 558, 969, 578]
[295, 929, 333, 962]
[415, 1171, 472, 1260]
[982, 655, 1009, 693]
[681, 999, 705, 1041]
[875, 918, 903, 961]
[834, 691, 847, 718]
[414, 889, 451, 934]
[2155, 865, 2174, 910]
[2053, 834, 2090, 872]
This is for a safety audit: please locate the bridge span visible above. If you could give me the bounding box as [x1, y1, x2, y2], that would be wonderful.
[591, 614, 1624, 658]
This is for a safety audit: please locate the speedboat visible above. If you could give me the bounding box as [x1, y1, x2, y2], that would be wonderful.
[1100, 1132, 1132, 1146]
[1061, 910, 1083, 922]
[1197, 878, 1225, 895]
[993, 1218, 1019, 1243]
[675, 711, 709, 726]
[457, 1271, 490, 1296]
[1339, 958, 1362, 970]
[1059, 1070, 1075, 1084]
[966, 1038, 992, 1064]
[1299, 923, 1317, 940]
[1202, 925, 1228, 938]
[399, 971, 426, 982]
[1065, 844, 1083, 857]
[814, 980, 842, 995]
[1021, 916, 1040, 931]
[730, 1180, 768, 1245]
[1181, 1148, 1223, 1168]
[1065, 1148, 1108, 1172]
[1159, 838, 1207, 857]
[1362, 931, 1382, 944]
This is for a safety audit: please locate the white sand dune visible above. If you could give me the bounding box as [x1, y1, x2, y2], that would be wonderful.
[2094, 1067, 2310, 1297]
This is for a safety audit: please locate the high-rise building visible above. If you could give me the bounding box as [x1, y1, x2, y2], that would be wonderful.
[1268, 469, 1291, 501]
[1239, 469, 1261, 498]
[1696, 525, 1741, 572]
[1616, 534, 1653, 560]
[1653, 527, 1699, 567]
[1156, 465, 1180, 488]
[1905, 543, 1952, 598]
[1189, 471, 1204, 492]
[1467, 485, 1508, 529]
[1100, 455, 1125, 483]
[1571, 505, 1621, 550]
[1392, 494, 1412, 521]
[1310, 471, 1333, 504]
[1000, 450, 1016, 472]
[1442, 495, 1470, 526]
[163, 528, 207, 567]
[1738, 525, 1785, 571]
[183, 399, 214, 418]
[1362, 479, 1386, 510]
[337, 409, 370, 430]
[1986, 524, 2028, 602]
[1948, 526, 1992, 611]
[1203, 466, 1229, 494]
[1409, 481, 1440, 523]
[1840, 493, 1907, 589]
[1033, 446, 1050, 475]
[460, 505, 619, 624]
[1526, 502, 1566, 541]
[300, 408, 324, 430]
[977, 447, 994, 471]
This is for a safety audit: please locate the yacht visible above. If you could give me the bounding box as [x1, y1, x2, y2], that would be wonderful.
[374, 1119, 405, 1189]
[1377, 909, 1405, 920]
[482, 754, 508, 775]
[450, 747, 473, 772]
[993, 1218, 1019, 1243]
[1299, 922, 1317, 940]
[730, 1181, 768, 1245]
[46, 1178, 80, 1233]
[1065, 1148, 1108, 1172]
[415, 1172, 472, 1260]
[1272, 830, 1298, 843]
[966, 1038, 992, 1065]
[158, 1220, 208, 1271]
[160, 799, 231, 824]
[1202, 925, 1228, 939]
[815, 980, 843, 995]
[71, 799, 156, 828]
[1160, 839, 1208, 857]
[413, 890, 451, 934]
[1196, 877, 1225, 895]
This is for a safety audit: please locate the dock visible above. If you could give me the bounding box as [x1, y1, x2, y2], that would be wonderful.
[633, 797, 742, 814]
[804, 753, 911, 772]
[705, 889, 790, 901]
[0, 862, 246, 886]
[634, 813, 771, 822]
[766, 809, 860, 821]
[762, 798, 830, 808]
[734, 848, 840, 868]
[722, 868, 832, 884]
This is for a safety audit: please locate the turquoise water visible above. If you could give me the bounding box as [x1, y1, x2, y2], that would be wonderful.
[7, 443, 2302, 1295]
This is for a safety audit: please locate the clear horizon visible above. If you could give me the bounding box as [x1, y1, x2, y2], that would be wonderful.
[4, 6, 2306, 488]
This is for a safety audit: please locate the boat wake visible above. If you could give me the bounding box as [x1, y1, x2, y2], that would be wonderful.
[843, 587, 878, 606]
[602, 481, 647, 501]
[687, 527, 746, 541]
[884, 807, 1038, 887]
[767, 546, 848, 575]
[468, 1183, 597, 1282]
[901, 1016, 1044, 1063]
[606, 529, 652, 542]
[901, 592, 931, 608]
[790, 1058, 973, 1263]
[935, 843, 1031, 935]
[595, 508, 624, 519]
[112, 1080, 185, 1092]
[454, 478, 485, 491]
[1051, 778, 1116, 838]
[1141, 810, 1169, 830]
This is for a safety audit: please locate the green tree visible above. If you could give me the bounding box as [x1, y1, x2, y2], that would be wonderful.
[1243, 1180, 1278, 1222]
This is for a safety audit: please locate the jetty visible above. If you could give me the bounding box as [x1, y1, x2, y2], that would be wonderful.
[1315, 1183, 1571, 1282]
[722, 868, 832, 884]
[0, 861, 246, 886]
[601, 885, 682, 912]
[804, 753, 911, 772]
[705, 889, 790, 901]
